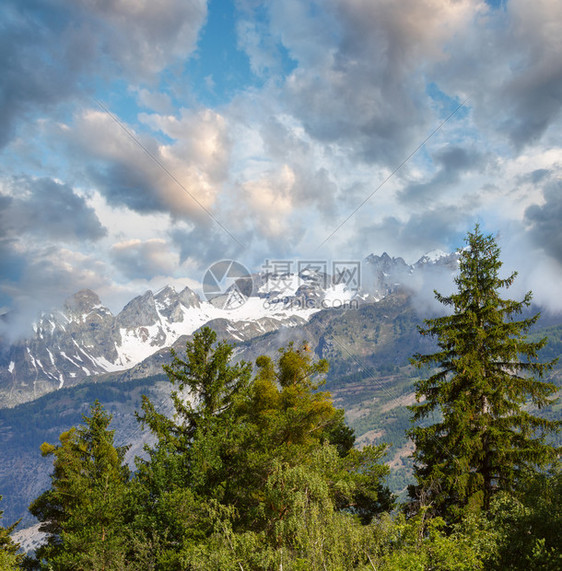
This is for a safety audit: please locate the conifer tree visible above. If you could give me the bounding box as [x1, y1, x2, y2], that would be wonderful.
[130, 328, 393, 568]
[0, 495, 22, 570]
[29, 401, 130, 570]
[409, 225, 559, 518]
[137, 326, 253, 449]
[130, 327, 254, 567]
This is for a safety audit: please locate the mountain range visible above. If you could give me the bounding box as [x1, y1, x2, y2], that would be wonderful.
[0, 250, 459, 407]
[6, 247, 560, 537]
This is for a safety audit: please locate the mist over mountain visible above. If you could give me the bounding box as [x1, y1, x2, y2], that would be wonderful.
[0, 248, 560, 541]
[0, 250, 461, 407]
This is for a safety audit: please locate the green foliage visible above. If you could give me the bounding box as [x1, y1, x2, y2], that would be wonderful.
[0, 495, 22, 570]
[0, 375, 164, 528]
[369, 513, 485, 570]
[409, 226, 560, 518]
[129, 327, 254, 567]
[129, 328, 393, 569]
[29, 401, 130, 570]
[180, 449, 384, 570]
[12, 316, 559, 568]
[484, 463, 562, 570]
[137, 326, 252, 449]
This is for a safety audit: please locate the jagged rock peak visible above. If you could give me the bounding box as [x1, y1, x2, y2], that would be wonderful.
[415, 249, 449, 265]
[116, 290, 159, 328]
[155, 285, 177, 301]
[365, 253, 409, 268]
[178, 286, 201, 308]
[414, 249, 459, 270]
[64, 289, 104, 315]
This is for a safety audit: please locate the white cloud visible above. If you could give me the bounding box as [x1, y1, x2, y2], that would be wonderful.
[2, 0, 562, 326]
[72, 0, 208, 79]
[242, 165, 297, 239]
[62, 108, 231, 223]
[433, 0, 562, 149]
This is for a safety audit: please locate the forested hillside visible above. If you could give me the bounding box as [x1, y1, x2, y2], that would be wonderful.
[5, 323, 559, 570]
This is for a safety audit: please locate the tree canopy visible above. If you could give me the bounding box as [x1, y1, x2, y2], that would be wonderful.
[0, 495, 22, 570]
[13, 233, 561, 568]
[128, 327, 393, 568]
[29, 401, 130, 570]
[409, 225, 560, 518]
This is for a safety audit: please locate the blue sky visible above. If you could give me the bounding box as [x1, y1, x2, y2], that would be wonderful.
[1, 0, 561, 334]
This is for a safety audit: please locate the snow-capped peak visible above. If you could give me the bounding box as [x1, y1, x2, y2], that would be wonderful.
[416, 249, 450, 264]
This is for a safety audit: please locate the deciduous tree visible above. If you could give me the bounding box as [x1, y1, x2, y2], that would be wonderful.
[131, 328, 393, 568]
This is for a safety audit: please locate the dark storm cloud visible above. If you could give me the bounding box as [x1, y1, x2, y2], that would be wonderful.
[524, 179, 562, 263]
[61, 107, 232, 225]
[267, 0, 562, 167]
[0, 1, 81, 148]
[517, 168, 551, 185]
[435, 147, 484, 172]
[398, 146, 486, 204]
[499, 68, 562, 148]
[261, 0, 476, 168]
[88, 163, 165, 214]
[359, 205, 472, 260]
[1, 177, 106, 241]
[0, 238, 26, 284]
[0, 175, 108, 338]
[170, 226, 246, 269]
[434, 0, 562, 150]
[0, 0, 207, 148]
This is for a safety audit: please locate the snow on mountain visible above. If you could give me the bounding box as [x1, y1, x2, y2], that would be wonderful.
[0, 275, 353, 405]
[416, 249, 449, 264]
[413, 249, 460, 269]
[0, 250, 458, 406]
[363, 249, 461, 298]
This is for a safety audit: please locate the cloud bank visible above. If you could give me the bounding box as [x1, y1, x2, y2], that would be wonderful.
[1, 0, 561, 336]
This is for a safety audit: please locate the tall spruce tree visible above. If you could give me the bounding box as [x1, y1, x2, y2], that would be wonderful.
[29, 401, 130, 570]
[136, 325, 253, 453]
[409, 225, 559, 518]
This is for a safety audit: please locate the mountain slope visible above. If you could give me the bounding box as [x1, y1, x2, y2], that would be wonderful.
[1, 249, 464, 407]
[1, 290, 560, 531]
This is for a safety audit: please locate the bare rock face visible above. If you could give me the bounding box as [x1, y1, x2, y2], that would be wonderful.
[178, 286, 201, 309]
[64, 289, 103, 317]
[364, 250, 462, 298]
[62, 290, 118, 361]
[155, 286, 200, 322]
[116, 291, 160, 329]
[0, 290, 120, 404]
[364, 253, 412, 297]
[0, 248, 461, 407]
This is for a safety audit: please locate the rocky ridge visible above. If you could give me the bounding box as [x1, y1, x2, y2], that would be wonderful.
[0, 250, 458, 407]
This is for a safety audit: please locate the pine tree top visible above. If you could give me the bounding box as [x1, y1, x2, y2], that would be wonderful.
[408, 225, 560, 518]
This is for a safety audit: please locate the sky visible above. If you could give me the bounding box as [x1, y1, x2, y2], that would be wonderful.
[1, 0, 561, 335]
